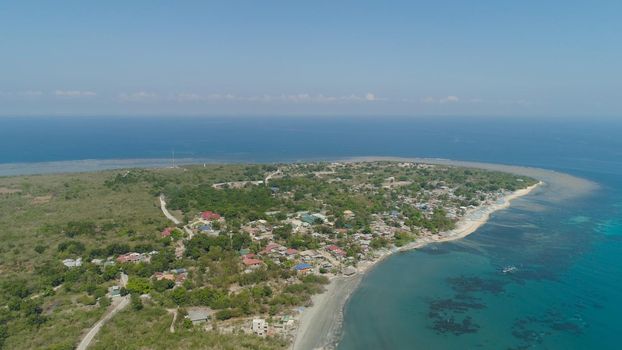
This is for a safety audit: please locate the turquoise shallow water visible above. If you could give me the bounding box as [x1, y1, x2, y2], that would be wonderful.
[339, 171, 622, 349]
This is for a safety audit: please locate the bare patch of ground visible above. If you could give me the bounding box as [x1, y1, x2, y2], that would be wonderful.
[0, 187, 21, 195]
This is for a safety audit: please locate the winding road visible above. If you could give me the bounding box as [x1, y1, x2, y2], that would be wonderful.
[76, 273, 129, 350]
[76, 296, 129, 350]
[159, 194, 181, 225]
[264, 169, 281, 186]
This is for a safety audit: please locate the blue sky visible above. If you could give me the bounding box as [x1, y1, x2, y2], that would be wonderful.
[1, 0, 621, 117]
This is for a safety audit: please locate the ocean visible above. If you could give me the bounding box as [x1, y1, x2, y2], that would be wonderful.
[1, 116, 621, 349]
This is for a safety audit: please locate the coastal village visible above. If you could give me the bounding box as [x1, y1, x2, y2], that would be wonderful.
[0, 160, 537, 349]
[51, 161, 537, 347]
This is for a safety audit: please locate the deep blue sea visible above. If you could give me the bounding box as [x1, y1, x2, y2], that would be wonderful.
[1, 116, 621, 349]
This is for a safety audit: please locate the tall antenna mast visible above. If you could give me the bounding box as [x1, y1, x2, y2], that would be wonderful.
[172, 149, 175, 168]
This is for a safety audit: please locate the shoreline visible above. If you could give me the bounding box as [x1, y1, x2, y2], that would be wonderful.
[291, 181, 541, 350]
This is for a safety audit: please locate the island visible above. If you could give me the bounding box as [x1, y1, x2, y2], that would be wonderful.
[0, 161, 539, 350]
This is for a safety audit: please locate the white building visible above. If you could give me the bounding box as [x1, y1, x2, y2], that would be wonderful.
[62, 257, 82, 268]
[252, 318, 268, 337]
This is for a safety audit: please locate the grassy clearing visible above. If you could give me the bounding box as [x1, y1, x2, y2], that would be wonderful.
[91, 304, 285, 350]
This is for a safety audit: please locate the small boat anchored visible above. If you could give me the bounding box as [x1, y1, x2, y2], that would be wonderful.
[502, 265, 518, 274]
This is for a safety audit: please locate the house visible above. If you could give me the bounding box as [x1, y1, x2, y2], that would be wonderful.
[294, 263, 313, 274]
[252, 318, 268, 337]
[313, 213, 328, 222]
[243, 258, 263, 268]
[161, 227, 174, 238]
[261, 243, 282, 255]
[201, 211, 221, 221]
[285, 248, 298, 256]
[326, 245, 347, 258]
[344, 266, 357, 276]
[301, 213, 320, 225]
[109, 285, 121, 297]
[116, 252, 148, 264]
[62, 258, 82, 268]
[154, 272, 175, 281]
[103, 257, 116, 267]
[286, 218, 304, 232]
[242, 253, 257, 259]
[186, 308, 211, 325]
[272, 315, 295, 331]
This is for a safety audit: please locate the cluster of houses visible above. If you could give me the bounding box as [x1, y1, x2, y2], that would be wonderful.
[182, 210, 225, 237]
[62, 256, 115, 269]
[241, 220, 273, 241]
[236, 240, 351, 276]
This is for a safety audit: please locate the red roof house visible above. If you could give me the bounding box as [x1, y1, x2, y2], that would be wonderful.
[242, 253, 257, 259]
[242, 258, 263, 267]
[161, 227, 174, 238]
[201, 211, 221, 220]
[261, 243, 281, 254]
[116, 252, 142, 263]
[326, 245, 347, 257]
[285, 248, 298, 256]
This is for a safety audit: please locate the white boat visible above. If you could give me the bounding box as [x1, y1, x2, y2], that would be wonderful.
[502, 265, 518, 274]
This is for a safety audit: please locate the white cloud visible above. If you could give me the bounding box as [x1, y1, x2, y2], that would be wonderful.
[420, 96, 532, 106]
[54, 90, 96, 97]
[119, 91, 158, 102]
[171, 93, 237, 102]
[169, 92, 381, 104]
[440, 95, 459, 103]
[0, 90, 44, 98]
[422, 95, 460, 104]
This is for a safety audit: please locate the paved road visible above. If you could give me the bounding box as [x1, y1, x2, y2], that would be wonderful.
[76, 296, 129, 350]
[159, 194, 181, 225]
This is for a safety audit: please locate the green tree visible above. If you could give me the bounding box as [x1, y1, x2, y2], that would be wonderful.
[170, 287, 189, 305]
[126, 277, 151, 295]
[130, 294, 143, 311]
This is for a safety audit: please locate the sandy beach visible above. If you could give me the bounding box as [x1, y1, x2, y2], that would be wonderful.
[291, 159, 596, 350]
